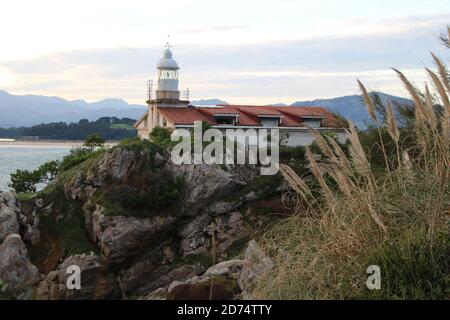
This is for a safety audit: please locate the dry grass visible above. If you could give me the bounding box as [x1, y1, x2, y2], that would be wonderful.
[252, 52, 450, 300]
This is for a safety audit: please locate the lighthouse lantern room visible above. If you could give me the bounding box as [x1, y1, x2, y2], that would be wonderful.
[155, 45, 181, 100]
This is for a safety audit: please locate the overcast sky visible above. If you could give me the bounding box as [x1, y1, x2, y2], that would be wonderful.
[0, 0, 449, 105]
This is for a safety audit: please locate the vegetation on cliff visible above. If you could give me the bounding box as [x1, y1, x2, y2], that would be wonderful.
[251, 31, 450, 299]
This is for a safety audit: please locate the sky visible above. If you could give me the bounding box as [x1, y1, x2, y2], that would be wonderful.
[0, 0, 449, 105]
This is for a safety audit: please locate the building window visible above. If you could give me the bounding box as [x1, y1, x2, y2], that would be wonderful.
[260, 118, 279, 127]
[302, 118, 322, 128]
[215, 116, 237, 125]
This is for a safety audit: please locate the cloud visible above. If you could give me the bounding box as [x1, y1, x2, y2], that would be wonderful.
[177, 25, 251, 34]
[0, 13, 447, 104]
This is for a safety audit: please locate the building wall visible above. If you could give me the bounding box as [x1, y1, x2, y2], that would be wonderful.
[281, 129, 348, 147]
[200, 127, 348, 147]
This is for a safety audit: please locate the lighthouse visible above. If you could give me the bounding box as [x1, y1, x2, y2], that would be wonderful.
[133, 41, 347, 144]
[156, 46, 180, 100]
[135, 43, 190, 134]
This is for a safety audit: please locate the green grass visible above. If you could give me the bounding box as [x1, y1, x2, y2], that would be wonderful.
[359, 229, 450, 300]
[111, 123, 134, 130]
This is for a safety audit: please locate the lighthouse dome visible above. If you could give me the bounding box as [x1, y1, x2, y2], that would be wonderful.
[157, 48, 179, 70]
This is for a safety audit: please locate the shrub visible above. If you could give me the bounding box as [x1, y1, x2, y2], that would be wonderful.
[9, 160, 60, 193]
[149, 126, 173, 148]
[9, 169, 41, 193]
[118, 137, 163, 154]
[84, 133, 105, 149]
[59, 147, 106, 172]
[100, 175, 184, 218]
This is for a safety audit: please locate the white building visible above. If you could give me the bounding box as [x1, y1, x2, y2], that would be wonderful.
[134, 45, 348, 146]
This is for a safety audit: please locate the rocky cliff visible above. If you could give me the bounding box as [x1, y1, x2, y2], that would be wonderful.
[0, 142, 290, 299]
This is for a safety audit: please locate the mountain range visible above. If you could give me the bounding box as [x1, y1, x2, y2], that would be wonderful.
[0, 90, 411, 128]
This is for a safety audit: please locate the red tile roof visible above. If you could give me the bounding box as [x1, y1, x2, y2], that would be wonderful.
[158, 107, 211, 125]
[158, 105, 343, 128]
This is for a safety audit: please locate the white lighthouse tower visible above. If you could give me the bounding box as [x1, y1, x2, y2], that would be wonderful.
[156, 45, 180, 100]
[135, 43, 190, 133]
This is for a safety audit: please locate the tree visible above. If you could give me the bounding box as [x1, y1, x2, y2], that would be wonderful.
[149, 127, 173, 148]
[9, 170, 41, 193]
[8, 160, 61, 193]
[38, 160, 60, 183]
[84, 133, 105, 149]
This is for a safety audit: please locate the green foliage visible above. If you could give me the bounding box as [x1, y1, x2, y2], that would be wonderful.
[111, 123, 134, 130]
[37, 160, 60, 183]
[360, 230, 450, 299]
[279, 146, 307, 174]
[0, 279, 7, 296]
[10, 143, 108, 194]
[149, 126, 175, 149]
[118, 137, 164, 154]
[9, 169, 41, 193]
[359, 126, 416, 170]
[28, 185, 98, 264]
[100, 175, 184, 218]
[0, 117, 137, 140]
[9, 160, 61, 193]
[84, 133, 105, 149]
[59, 147, 106, 172]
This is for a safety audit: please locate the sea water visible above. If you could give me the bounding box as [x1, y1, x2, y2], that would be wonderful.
[0, 144, 72, 191]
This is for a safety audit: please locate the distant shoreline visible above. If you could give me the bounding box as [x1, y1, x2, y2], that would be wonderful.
[0, 140, 118, 147]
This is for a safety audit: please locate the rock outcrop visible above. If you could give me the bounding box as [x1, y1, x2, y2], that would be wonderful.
[0, 144, 286, 300]
[36, 253, 118, 300]
[0, 201, 19, 243]
[238, 240, 274, 299]
[0, 234, 39, 297]
[151, 240, 273, 300]
[0, 192, 41, 298]
[167, 260, 244, 300]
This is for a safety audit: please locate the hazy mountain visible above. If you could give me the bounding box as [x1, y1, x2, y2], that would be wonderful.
[0, 90, 411, 129]
[266, 103, 288, 107]
[291, 92, 412, 129]
[0, 90, 146, 127]
[190, 98, 229, 106]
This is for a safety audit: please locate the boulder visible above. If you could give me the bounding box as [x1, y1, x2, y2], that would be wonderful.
[0, 234, 39, 297]
[167, 260, 243, 300]
[238, 240, 274, 299]
[35, 252, 118, 300]
[168, 162, 258, 217]
[203, 259, 244, 279]
[0, 191, 18, 208]
[0, 202, 19, 243]
[91, 207, 176, 264]
[142, 287, 167, 300]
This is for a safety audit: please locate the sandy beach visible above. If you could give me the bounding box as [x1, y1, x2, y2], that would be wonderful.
[0, 140, 117, 147]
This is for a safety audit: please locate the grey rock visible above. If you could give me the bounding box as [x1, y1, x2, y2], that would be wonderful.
[168, 162, 258, 216]
[142, 287, 167, 300]
[167, 260, 243, 300]
[208, 200, 241, 216]
[0, 203, 19, 242]
[0, 192, 18, 208]
[35, 252, 118, 300]
[92, 208, 176, 264]
[0, 234, 39, 297]
[204, 259, 244, 279]
[238, 240, 274, 299]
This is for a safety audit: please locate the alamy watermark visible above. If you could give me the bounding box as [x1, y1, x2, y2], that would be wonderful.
[366, 265, 381, 290]
[170, 121, 280, 175]
[66, 265, 81, 290]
